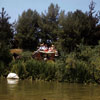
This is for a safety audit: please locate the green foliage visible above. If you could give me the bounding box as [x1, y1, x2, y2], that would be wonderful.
[57, 1, 100, 52]
[8, 43, 100, 84]
[25, 59, 57, 81]
[55, 60, 67, 82]
[0, 43, 12, 65]
[11, 60, 28, 79]
[25, 59, 41, 79]
[1, 2, 100, 84]
[40, 3, 60, 43]
[75, 60, 90, 83]
[10, 59, 57, 81]
[53, 43, 100, 83]
[0, 8, 13, 77]
[20, 51, 33, 61]
[0, 8, 13, 45]
[44, 61, 56, 80]
[13, 2, 100, 52]
[15, 9, 41, 50]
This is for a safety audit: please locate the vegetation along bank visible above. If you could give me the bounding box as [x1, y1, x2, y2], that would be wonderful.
[0, 1, 100, 83]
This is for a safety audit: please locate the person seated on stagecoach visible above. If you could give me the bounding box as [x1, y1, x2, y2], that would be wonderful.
[49, 45, 58, 56]
[39, 43, 44, 51]
[49, 45, 55, 52]
[44, 44, 48, 51]
[39, 43, 48, 51]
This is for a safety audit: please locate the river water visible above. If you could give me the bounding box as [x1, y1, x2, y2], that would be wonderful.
[0, 78, 100, 100]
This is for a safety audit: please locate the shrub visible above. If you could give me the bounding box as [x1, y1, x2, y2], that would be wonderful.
[25, 59, 40, 79]
[20, 51, 33, 61]
[11, 60, 28, 79]
[55, 60, 67, 82]
[8, 43, 100, 84]
[44, 61, 56, 81]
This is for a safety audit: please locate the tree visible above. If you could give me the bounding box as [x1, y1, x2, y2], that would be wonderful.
[16, 9, 41, 50]
[0, 8, 13, 64]
[0, 8, 13, 45]
[0, 8, 13, 76]
[58, 10, 90, 52]
[40, 3, 60, 44]
[86, 0, 100, 45]
[57, 1, 100, 52]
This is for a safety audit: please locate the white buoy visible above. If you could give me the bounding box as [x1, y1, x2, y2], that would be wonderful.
[7, 73, 19, 79]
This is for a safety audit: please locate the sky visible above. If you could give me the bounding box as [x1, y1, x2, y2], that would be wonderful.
[0, 0, 100, 23]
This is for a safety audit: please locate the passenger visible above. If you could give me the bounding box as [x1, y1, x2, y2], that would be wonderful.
[49, 45, 55, 52]
[38, 43, 48, 51]
[44, 44, 48, 51]
[39, 43, 45, 51]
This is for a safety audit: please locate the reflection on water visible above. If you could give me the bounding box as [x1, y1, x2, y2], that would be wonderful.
[7, 79, 19, 91]
[7, 79, 19, 85]
[0, 78, 100, 100]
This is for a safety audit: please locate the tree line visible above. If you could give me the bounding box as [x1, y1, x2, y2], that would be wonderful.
[13, 1, 100, 52]
[1, 1, 100, 52]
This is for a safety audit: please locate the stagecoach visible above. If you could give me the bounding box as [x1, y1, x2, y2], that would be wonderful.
[10, 48, 58, 61]
[32, 50, 58, 61]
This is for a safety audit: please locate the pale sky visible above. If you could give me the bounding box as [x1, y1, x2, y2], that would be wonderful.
[0, 0, 100, 23]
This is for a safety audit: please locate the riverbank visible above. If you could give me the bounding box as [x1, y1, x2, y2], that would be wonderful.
[1, 44, 100, 84]
[8, 45, 100, 84]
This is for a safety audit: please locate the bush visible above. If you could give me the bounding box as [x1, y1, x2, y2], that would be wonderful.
[20, 51, 33, 61]
[26, 59, 41, 79]
[0, 43, 12, 65]
[10, 59, 58, 81]
[25, 59, 57, 81]
[0, 43, 12, 77]
[44, 61, 56, 81]
[8, 43, 100, 84]
[55, 60, 67, 82]
[11, 60, 28, 79]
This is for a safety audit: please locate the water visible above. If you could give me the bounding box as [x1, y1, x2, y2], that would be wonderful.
[0, 78, 100, 100]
